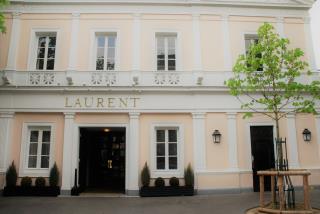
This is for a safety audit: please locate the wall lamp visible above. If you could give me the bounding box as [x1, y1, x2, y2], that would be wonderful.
[302, 129, 311, 142]
[212, 130, 221, 143]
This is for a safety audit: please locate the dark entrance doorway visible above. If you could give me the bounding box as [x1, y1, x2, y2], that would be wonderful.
[79, 127, 126, 193]
[250, 126, 275, 192]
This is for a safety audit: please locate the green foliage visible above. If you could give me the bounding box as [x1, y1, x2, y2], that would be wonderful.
[5, 161, 17, 187]
[154, 177, 165, 187]
[225, 23, 320, 124]
[184, 164, 194, 187]
[21, 176, 32, 187]
[169, 177, 179, 187]
[0, 0, 9, 33]
[141, 162, 150, 187]
[35, 177, 46, 187]
[49, 162, 59, 187]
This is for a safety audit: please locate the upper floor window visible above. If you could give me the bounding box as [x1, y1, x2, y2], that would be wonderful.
[95, 33, 117, 71]
[245, 34, 263, 71]
[36, 34, 56, 70]
[156, 34, 176, 71]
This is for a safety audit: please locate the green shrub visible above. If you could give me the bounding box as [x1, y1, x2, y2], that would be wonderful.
[169, 177, 179, 187]
[49, 162, 59, 187]
[6, 162, 17, 187]
[35, 177, 46, 187]
[141, 162, 150, 187]
[154, 177, 165, 187]
[184, 163, 194, 187]
[21, 176, 32, 187]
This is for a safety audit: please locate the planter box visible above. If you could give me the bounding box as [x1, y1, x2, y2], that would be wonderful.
[3, 186, 60, 197]
[140, 186, 194, 197]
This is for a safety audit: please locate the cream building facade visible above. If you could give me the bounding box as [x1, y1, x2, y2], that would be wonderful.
[0, 0, 319, 196]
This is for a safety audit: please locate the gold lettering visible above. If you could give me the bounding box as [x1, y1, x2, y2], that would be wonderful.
[130, 97, 140, 108]
[108, 98, 115, 108]
[65, 97, 72, 108]
[84, 97, 93, 107]
[74, 98, 82, 108]
[97, 98, 104, 108]
[119, 98, 128, 108]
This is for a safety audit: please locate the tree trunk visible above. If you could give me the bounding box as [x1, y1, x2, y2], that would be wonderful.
[275, 116, 283, 170]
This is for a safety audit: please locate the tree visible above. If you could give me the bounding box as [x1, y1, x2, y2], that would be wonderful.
[0, 0, 9, 33]
[225, 23, 320, 170]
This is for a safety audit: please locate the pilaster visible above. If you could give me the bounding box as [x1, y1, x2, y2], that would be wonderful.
[192, 14, 202, 72]
[286, 114, 300, 168]
[0, 112, 15, 174]
[303, 16, 317, 71]
[226, 113, 238, 170]
[315, 115, 320, 160]
[221, 15, 232, 71]
[67, 12, 80, 71]
[276, 16, 285, 38]
[192, 112, 206, 171]
[6, 12, 21, 71]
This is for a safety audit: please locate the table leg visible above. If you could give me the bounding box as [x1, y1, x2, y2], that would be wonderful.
[259, 175, 265, 207]
[303, 175, 311, 210]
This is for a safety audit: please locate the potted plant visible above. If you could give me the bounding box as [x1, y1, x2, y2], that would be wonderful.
[3, 162, 18, 196]
[48, 162, 60, 196]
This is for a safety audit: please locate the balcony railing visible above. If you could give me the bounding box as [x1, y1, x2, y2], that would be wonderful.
[0, 70, 319, 88]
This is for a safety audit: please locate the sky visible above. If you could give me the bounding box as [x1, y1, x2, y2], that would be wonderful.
[310, 0, 320, 70]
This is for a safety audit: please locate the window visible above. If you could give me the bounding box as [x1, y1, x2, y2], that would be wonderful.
[95, 34, 117, 71]
[36, 34, 56, 70]
[155, 128, 178, 170]
[245, 34, 263, 71]
[27, 127, 51, 169]
[156, 34, 176, 71]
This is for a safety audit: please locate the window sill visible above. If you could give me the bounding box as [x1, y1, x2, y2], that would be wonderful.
[19, 168, 50, 177]
[151, 170, 183, 178]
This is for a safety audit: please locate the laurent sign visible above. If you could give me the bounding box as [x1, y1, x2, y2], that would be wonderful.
[65, 97, 140, 108]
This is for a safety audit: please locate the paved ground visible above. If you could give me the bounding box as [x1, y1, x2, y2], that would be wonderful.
[0, 190, 320, 214]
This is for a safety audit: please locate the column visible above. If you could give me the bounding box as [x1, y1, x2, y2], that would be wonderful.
[221, 15, 232, 71]
[67, 12, 80, 71]
[6, 12, 21, 71]
[286, 114, 300, 168]
[276, 17, 285, 38]
[0, 112, 14, 174]
[192, 112, 206, 171]
[131, 14, 141, 85]
[315, 115, 320, 159]
[227, 113, 238, 170]
[304, 17, 317, 71]
[61, 112, 75, 195]
[128, 112, 140, 195]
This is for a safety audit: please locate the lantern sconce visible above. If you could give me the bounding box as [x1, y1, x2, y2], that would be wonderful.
[302, 128, 311, 142]
[212, 130, 221, 143]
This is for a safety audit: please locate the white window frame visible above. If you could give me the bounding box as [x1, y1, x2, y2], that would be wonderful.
[156, 33, 177, 71]
[89, 29, 120, 71]
[241, 32, 258, 55]
[27, 29, 60, 71]
[244, 34, 259, 55]
[153, 30, 181, 71]
[150, 123, 184, 178]
[19, 122, 55, 177]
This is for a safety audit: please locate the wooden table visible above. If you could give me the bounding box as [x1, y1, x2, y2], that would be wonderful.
[257, 170, 312, 214]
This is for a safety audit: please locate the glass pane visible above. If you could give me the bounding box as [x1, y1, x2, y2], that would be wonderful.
[168, 60, 176, 71]
[156, 130, 165, 142]
[169, 157, 177, 169]
[157, 60, 165, 71]
[157, 50, 165, 59]
[48, 37, 56, 47]
[108, 36, 116, 48]
[168, 48, 175, 59]
[168, 130, 177, 142]
[47, 48, 56, 59]
[28, 156, 37, 168]
[169, 143, 177, 156]
[37, 48, 45, 58]
[29, 143, 38, 155]
[46, 59, 55, 70]
[41, 143, 50, 155]
[30, 131, 39, 142]
[156, 157, 165, 170]
[97, 47, 105, 58]
[36, 59, 44, 70]
[157, 37, 164, 49]
[42, 131, 51, 143]
[96, 58, 104, 70]
[38, 37, 46, 47]
[97, 36, 105, 47]
[168, 37, 175, 49]
[107, 61, 115, 70]
[41, 156, 49, 168]
[156, 143, 165, 156]
[107, 47, 115, 58]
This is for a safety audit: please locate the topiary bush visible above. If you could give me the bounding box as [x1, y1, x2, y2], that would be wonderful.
[184, 163, 194, 187]
[141, 162, 150, 187]
[154, 177, 165, 187]
[169, 177, 179, 187]
[20, 176, 32, 187]
[35, 177, 46, 187]
[6, 161, 17, 187]
[49, 162, 59, 187]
